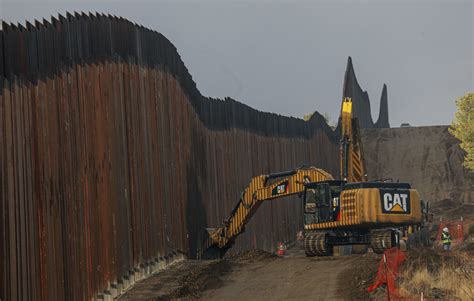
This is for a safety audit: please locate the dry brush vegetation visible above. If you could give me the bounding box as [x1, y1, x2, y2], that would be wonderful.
[399, 244, 474, 300]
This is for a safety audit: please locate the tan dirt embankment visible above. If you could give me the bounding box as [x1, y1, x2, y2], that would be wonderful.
[362, 126, 474, 220]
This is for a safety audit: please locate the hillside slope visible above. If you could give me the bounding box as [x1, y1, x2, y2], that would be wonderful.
[362, 126, 473, 218]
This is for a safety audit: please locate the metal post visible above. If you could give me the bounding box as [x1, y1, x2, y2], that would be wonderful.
[381, 240, 391, 301]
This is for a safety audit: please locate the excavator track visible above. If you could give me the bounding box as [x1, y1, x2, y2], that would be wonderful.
[304, 231, 332, 256]
[370, 229, 396, 254]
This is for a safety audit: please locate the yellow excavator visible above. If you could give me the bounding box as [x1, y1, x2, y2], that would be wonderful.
[203, 98, 423, 258]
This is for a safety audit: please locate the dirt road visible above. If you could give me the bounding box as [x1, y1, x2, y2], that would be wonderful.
[201, 255, 355, 300]
[119, 244, 379, 300]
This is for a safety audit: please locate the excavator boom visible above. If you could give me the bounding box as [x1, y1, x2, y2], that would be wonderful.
[204, 167, 333, 256]
[340, 97, 367, 182]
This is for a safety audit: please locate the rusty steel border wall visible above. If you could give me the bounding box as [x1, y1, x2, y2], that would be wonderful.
[1, 13, 339, 300]
[0, 12, 334, 137]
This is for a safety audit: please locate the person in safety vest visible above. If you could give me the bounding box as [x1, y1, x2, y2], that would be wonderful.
[441, 227, 452, 251]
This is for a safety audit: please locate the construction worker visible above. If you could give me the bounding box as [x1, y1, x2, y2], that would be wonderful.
[441, 227, 452, 251]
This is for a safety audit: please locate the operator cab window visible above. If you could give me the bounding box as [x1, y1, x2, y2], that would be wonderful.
[330, 185, 342, 221]
[305, 189, 317, 213]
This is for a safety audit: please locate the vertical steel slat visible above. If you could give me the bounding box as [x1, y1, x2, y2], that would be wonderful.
[5, 78, 17, 301]
[0, 62, 6, 301]
[0, 27, 4, 88]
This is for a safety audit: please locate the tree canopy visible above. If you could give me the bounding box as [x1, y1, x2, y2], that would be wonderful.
[449, 92, 474, 172]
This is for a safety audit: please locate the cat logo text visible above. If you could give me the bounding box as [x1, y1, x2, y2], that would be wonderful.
[380, 189, 411, 214]
[271, 180, 289, 196]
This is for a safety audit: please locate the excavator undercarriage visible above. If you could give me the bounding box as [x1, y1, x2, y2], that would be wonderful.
[304, 229, 398, 256]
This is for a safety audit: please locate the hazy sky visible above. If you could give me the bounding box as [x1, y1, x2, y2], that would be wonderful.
[2, 0, 473, 126]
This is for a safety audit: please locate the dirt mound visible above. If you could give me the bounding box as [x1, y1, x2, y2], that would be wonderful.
[165, 250, 272, 299]
[135, 250, 277, 300]
[164, 260, 232, 300]
[227, 249, 277, 262]
[337, 253, 382, 300]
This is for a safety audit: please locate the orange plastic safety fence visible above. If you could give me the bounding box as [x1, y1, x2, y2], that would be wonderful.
[368, 248, 406, 300]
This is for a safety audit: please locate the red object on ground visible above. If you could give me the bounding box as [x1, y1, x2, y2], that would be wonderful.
[368, 248, 406, 300]
[277, 242, 285, 256]
[436, 221, 464, 245]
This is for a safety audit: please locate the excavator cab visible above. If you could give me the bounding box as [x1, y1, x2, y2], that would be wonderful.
[303, 181, 345, 225]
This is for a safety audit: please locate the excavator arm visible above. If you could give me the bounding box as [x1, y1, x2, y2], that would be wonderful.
[205, 167, 333, 255]
[340, 97, 368, 182]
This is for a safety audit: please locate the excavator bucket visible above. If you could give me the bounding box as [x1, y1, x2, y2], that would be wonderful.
[200, 230, 229, 259]
[197, 228, 226, 259]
